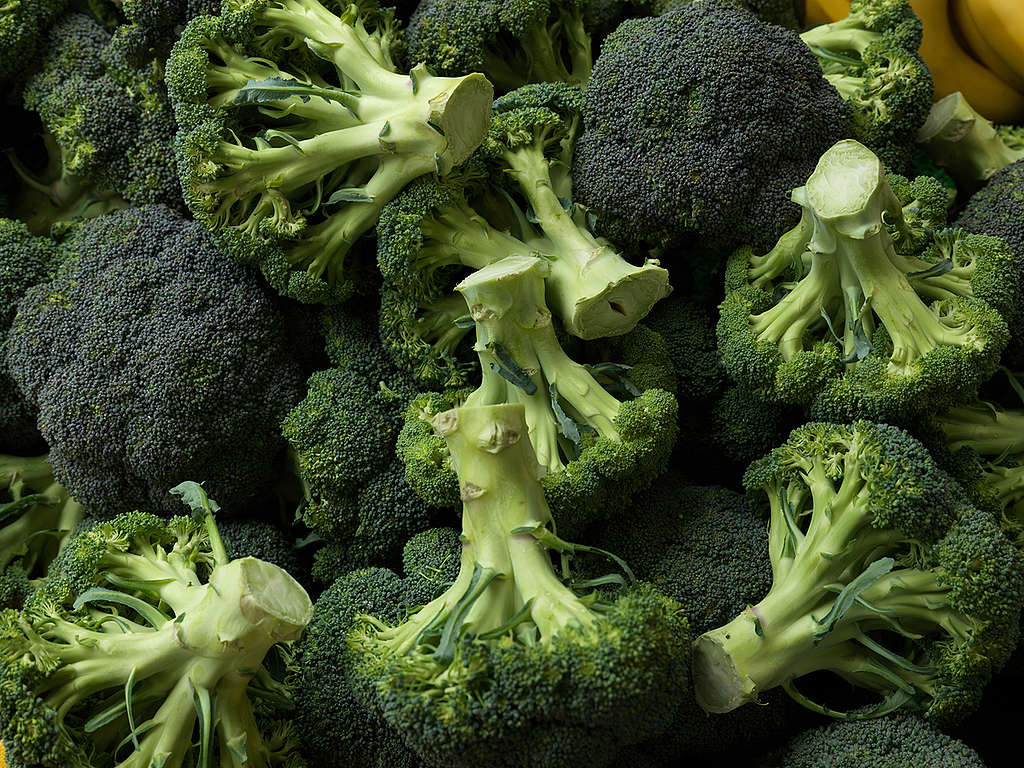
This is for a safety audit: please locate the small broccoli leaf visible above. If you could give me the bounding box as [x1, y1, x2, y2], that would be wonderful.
[74, 587, 170, 629]
[550, 384, 583, 456]
[783, 676, 915, 720]
[841, 316, 872, 364]
[152, 752, 170, 768]
[906, 258, 954, 279]
[806, 45, 866, 71]
[234, 77, 356, 112]
[84, 692, 161, 733]
[114, 719, 160, 754]
[856, 633, 937, 675]
[572, 574, 626, 590]
[191, 683, 214, 768]
[170, 481, 221, 518]
[454, 314, 476, 329]
[777, 486, 804, 555]
[811, 557, 894, 642]
[227, 733, 248, 764]
[524, 204, 539, 224]
[488, 342, 538, 394]
[477, 598, 536, 640]
[516, 525, 636, 584]
[326, 188, 374, 205]
[0, 493, 53, 523]
[1001, 366, 1024, 407]
[295, 531, 324, 549]
[125, 667, 141, 751]
[261, 129, 306, 154]
[432, 563, 499, 664]
[587, 362, 642, 398]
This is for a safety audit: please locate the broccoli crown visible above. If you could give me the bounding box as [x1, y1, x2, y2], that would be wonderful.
[0, 454, 82, 611]
[694, 421, 1024, 725]
[395, 256, 679, 535]
[400, 526, 461, 607]
[718, 140, 1014, 423]
[219, 517, 308, 584]
[710, 384, 802, 466]
[23, 14, 183, 209]
[166, 1, 493, 304]
[348, 404, 691, 768]
[405, 0, 592, 92]
[0, 219, 61, 454]
[283, 297, 442, 579]
[640, 293, 724, 401]
[800, 0, 931, 173]
[572, 1, 848, 253]
[6, 205, 305, 517]
[778, 710, 986, 767]
[0, 483, 312, 768]
[0, 0, 70, 86]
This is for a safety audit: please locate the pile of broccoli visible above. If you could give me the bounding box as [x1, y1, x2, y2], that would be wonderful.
[3, 0, 1024, 766]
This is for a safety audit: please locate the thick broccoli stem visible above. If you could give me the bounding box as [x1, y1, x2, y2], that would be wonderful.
[693, 457, 954, 714]
[800, 19, 879, 57]
[500, 144, 670, 338]
[938, 404, 1024, 454]
[410, 292, 475, 359]
[748, 207, 813, 289]
[918, 92, 1024, 184]
[459, 257, 623, 473]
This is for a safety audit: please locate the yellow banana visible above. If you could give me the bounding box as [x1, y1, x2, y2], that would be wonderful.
[912, 0, 1024, 122]
[955, 0, 1024, 91]
[804, 0, 850, 26]
[970, 0, 1024, 88]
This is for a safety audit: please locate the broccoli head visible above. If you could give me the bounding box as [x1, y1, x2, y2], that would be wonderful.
[572, 0, 848, 253]
[0, 0, 70, 88]
[6, 205, 306, 517]
[166, 0, 494, 304]
[718, 139, 1015, 422]
[800, 0, 932, 173]
[348, 403, 691, 767]
[693, 421, 1024, 725]
[0, 482, 312, 768]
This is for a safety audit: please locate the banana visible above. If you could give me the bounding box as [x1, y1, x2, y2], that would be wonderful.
[955, 0, 1024, 91]
[804, 0, 850, 26]
[912, 0, 1024, 123]
[971, 0, 1024, 88]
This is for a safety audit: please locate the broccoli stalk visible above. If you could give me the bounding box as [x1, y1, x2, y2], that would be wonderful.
[0, 482, 312, 768]
[693, 422, 1024, 724]
[918, 92, 1024, 186]
[168, 1, 494, 303]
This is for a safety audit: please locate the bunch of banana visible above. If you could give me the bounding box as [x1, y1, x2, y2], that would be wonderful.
[805, 0, 1024, 122]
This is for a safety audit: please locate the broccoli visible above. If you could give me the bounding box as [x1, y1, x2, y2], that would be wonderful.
[710, 384, 803, 467]
[693, 421, 1024, 725]
[6, 205, 306, 517]
[166, 0, 494, 304]
[23, 13, 184, 210]
[0, 454, 82, 610]
[219, 517, 310, 586]
[718, 139, 1015, 423]
[404, 0, 593, 92]
[348, 403, 690, 767]
[0, 482, 312, 768]
[640, 292, 724, 402]
[400, 526, 461, 606]
[0, 0, 70, 87]
[282, 297, 443, 579]
[799, 0, 932, 173]
[918, 92, 1024, 188]
[397, 255, 679, 534]
[0, 218, 61, 454]
[777, 710, 986, 767]
[572, 1, 848, 253]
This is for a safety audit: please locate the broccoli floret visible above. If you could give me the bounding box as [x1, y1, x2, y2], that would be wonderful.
[710, 384, 803, 467]
[0, 482, 312, 768]
[166, 1, 494, 304]
[23, 14, 183, 209]
[283, 298, 443, 579]
[404, 0, 592, 92]
[0, 219, 62, 454]
[6, 205, 305, 517]
[693, 421, 1024, 725]
[918, 92, 1024, 188]
[718, 140, 1014, 423]
[397, 256, 679, 534]
[348, 403, 690, 767]
[0, 455, 82, 610]
[400, 526, 461, 607]
[572, 1, 848, 253]
[777, 710, 986, 767]
[800, 0, 932, 173]
[641, 293, 724, 401]
[219, 517, 309, 585]
[0, 0, 70, 88]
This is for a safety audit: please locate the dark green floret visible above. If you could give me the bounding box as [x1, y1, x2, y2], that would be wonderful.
[718, 139, 1014, 423]
[693, 421, 1024, 725]
[0, 482, 312, 768]
[348, 403, 691, 768]
[0, 0, 70, 87]
[166, 0, 494, 304]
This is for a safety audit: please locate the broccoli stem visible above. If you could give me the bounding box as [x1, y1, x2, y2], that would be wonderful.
[748, 207, 813, 289]
[500, 144, 670, 338]
[938, 403, 1024, 454]
[988, 466, 1024, 522]
[800, 20, 879, 57]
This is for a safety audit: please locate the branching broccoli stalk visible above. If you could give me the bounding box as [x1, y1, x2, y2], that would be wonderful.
[917, 92, 1024, 187]
[0, 482, 312, 768]
[693, 422, 1024, 725]
[0, 454, 82, 607]
[167, 1, 494, 303]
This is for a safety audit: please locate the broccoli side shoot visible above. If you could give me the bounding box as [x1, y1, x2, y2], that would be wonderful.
[572, 1, 848, 253]
[0, 455, 82, 610]
[800, 0, 932, 173]
[6, 205, 306, 517]
[166, 1, 494, 304]
[349, 403, 690, 768]
[693, 422, 1024, 725]
[405, 0, 593, 92]
[0, 0, 70, 86]
[778, 710, 987, 768]
[718, 139, 1014, 423]
[918, 92, 1024, 188]
[0, 482, 312, 768]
